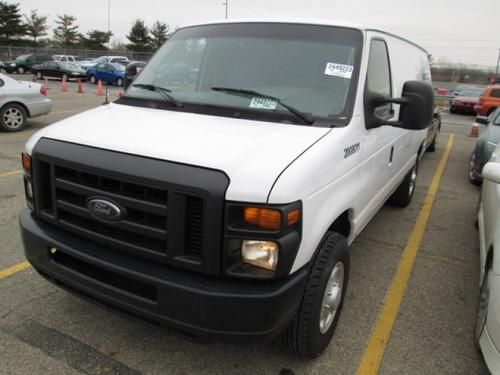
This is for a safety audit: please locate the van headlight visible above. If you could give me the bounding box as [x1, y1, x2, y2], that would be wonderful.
[241, 240, 279, 271]
[224, 201, 302, 279]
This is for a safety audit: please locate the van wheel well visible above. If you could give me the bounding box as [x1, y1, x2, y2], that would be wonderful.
[418, 141, 425, 158]
[486, 246, 494, 271]
[327, 210, 351, 239]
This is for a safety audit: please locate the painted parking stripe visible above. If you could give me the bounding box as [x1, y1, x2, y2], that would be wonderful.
[0, 261, 30, 280]
[356, 134, 455, 375]
[0, 169, 22, 178]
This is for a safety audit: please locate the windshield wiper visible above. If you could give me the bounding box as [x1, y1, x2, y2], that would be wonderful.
[133, 83, 184, 108]
[211, 87, 314, 125]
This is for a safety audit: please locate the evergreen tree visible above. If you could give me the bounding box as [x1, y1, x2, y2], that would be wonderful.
[53, 14, 79, 48]
[150, 21, 169, 50]
[126, 19, 150, 52]
[24, 9, 48, 45]
[82, 30, 112, 50]
[0, 2, 26, 43]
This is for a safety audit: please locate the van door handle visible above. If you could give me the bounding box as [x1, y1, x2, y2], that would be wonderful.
[389, 145, 394, 164]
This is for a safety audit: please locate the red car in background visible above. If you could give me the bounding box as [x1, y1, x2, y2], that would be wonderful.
[474, 86, 500, 116]
[450, 87, 484, 114]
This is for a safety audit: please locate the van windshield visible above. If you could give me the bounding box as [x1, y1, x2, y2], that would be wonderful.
[124, 23, 362, 125]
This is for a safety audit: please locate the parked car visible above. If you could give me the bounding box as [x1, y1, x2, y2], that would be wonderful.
[52, 55, 80, 64]
[19, 20, 434, 358]
[0, 73, 52, 132]
[452, 84, 482, 97]
[475, 143, 500, 374]
[426, 108, 441, 152]
[450, 88, 484, 114]
[80, 56, 130, 70]
[86, 62, 125, 86]
[474, 86, 500, 116]
[3, 54, 52, 74]
[32, 61, 87, 81]
[469, 109, 500, 185]
[124, 61, 146, 89]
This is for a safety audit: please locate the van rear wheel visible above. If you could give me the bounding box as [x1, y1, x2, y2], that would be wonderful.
[388, 160, 418, 207]
[280, 232, 349, 358]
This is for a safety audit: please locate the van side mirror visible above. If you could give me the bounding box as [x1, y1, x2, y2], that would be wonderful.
[366, 80, 434, 130]
[482, 161, 500, 184]
[475, 116, 489, 126]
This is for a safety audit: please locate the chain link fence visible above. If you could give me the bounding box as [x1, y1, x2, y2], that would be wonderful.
[0, 45, 154, 62]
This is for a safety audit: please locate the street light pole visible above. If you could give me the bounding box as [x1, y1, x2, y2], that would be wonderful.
[495, 48, 500, 78]
[223, 0, 228, 19]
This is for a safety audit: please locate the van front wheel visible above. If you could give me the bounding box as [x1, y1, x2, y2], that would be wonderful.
[280, 232, 350, 358]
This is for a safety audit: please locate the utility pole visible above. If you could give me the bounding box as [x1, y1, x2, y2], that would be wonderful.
[496, 48, 500, 78]
[223, 0, 228, 19]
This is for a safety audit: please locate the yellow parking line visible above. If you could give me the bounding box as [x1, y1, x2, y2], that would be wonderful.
[0, 170, 22, 178]
[356, 134, 455, 375]
[0, 261, 30, 280]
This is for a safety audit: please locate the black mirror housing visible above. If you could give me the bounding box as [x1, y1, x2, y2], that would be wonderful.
[365, 80, 434, 130]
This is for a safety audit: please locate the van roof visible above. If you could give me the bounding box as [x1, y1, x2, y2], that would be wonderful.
[181, 18, 428, 54]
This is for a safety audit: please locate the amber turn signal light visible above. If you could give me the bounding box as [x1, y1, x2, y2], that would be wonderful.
[22, 153, 32, 173]
[243, 207, 282, 230]
[287, 209, 300, 226]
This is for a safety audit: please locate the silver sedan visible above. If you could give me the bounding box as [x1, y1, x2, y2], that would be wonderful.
[0, 73, 52, 132]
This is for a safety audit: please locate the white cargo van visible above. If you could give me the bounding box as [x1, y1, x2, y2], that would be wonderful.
[20, 20, 434, 358]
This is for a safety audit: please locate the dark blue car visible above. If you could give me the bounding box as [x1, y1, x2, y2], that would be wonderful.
[86, 63, 125, 86]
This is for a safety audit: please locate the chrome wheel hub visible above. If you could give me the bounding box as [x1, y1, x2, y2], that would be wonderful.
[3, 108, 23, 128]
[409, 165, 417, 196]
[319, 261, 344, 334]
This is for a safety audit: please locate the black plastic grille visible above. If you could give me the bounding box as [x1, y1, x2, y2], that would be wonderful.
[31, 139, 229, 275]
[185, 196, 204, 256]
[39, 163, 171, 261]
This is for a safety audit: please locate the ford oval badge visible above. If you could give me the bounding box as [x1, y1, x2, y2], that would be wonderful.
[87, 198, 124, 221]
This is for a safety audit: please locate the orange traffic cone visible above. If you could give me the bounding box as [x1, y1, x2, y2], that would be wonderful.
[77, 79, 83, 94]
[60, 77, 67, 92]
[470, 122, 480, 138]
[96, 80, 104, 96]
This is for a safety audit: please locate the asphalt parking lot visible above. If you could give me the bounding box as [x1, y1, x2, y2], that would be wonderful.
[0, 82, 490, 374]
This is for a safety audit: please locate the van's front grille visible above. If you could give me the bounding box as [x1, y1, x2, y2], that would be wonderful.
[31, 139, 229, 275]
[39, 163, 170, 262]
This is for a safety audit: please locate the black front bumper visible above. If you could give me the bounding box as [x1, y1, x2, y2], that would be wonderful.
[20, 209, 307, 340]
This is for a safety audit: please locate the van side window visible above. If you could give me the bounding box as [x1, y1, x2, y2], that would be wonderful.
[366, 39, 392, 119]
[491, 89, 500, 98]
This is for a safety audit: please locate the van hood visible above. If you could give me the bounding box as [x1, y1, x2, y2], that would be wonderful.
[26, 102, 331, 202]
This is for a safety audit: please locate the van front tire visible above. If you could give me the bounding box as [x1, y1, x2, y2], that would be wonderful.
[280, 232, 350, 358]
[388, 161, 418, 207]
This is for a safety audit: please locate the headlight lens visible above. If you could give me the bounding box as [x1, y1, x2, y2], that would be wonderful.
[241, 240, 279, 271]
[10, 62, 16, 66]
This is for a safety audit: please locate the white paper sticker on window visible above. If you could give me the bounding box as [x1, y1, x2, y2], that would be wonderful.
[324, 63, 353, 79]
[249, 97, 278, 110]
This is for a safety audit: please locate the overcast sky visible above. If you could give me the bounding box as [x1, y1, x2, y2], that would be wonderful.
[15, 0, 500, 68]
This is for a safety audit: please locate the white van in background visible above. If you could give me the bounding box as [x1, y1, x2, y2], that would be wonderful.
[19, 20, 434, 358]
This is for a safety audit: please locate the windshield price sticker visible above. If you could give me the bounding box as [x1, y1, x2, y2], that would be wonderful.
[324, 63, 353, 79]
[249, 97, 278, 110]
